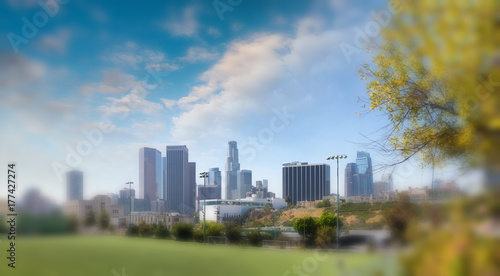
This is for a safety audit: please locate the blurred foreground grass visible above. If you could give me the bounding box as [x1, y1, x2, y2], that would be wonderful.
[0, 235, 398, 276]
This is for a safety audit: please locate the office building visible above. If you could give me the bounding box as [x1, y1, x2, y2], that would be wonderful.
[119, 188, 135, 200]
[186, 162, 196, 215]
[345, 163, 360, 197]
[225, 141, 240, 200]
[356, 151, 374, 196]
[66, 170, 83, 201]
[127, 212, 194, 231]
[139, 147, 162, 205]
[208, 167, 222, 186]
[165, 145, 189, 214]
[282, 162, 330, 206]
[237, 169, 252, 199]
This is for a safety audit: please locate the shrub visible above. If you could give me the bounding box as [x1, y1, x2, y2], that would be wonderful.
[173, 222, 194, 241]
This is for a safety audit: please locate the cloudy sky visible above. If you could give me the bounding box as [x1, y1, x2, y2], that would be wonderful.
[0, 0, 466, 203]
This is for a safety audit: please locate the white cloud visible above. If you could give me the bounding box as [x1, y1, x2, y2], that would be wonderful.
[37, 28, 73, 54]
[207, 27, 221, 37]
[80, 70, 136, 95]
[162, 6, 199, 37]
[170, 18, 346, 143]
[161, 99, 176, 109]
[180, 47, 218, 63]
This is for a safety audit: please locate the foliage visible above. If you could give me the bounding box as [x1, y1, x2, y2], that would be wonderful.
[316, 199, 332, 208]
[17, 213, 71, 235]
[248, 229, 263, 247]
[138, 221, 154, 237]
[98, 209, 110, 230]
[193, 228, 204, 243]
[317, 211, 342, 229]
[205, 222, 225, 237]
[68, 214, 78, 233]
[359, 0, 500, 184]
[225, 223, 242, 244]
[293, 216, 318, 246]
[282, 219, 296, 227]
[315, 226, 335, 247]
[284, 195, 292, 206]
[126, 224, 139, 236]
[155, 222, 170, 239]
[172, 222, 194, 241]
[383, 193, 416, 242]
[84, 209, 96, 227]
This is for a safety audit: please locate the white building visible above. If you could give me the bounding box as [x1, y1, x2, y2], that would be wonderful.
[127, 212, 194, 230]
[199, 196, 287, 222]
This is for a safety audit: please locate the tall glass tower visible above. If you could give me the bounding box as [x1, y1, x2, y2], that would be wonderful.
[165, 145, 189, 213]
[139, 147, 162, 204]
[356, 151, 374, 196]
[225, 141, 240, 199]
[344, 163, 360, 197]
[66, 170, 83, 201]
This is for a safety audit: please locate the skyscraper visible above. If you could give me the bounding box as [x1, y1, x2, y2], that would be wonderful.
[208, 167, 222, 186]
[186, 162, 196, 214]
[237, 170, 252, 199]
[165, 145, 189, 213]
[282, 162, 330, 206]
[344, 163, 360, 197]
[225, 141, 240, 199]
[139, 147, 162, 205]
[356, 151, 374, 196]
[66, 170, 83, 201]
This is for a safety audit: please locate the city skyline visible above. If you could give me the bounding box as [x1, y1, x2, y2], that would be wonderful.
[0, 0, 465, 204]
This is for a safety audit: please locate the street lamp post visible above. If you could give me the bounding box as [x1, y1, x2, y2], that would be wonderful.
[125, 182, 134, 232]
[199, 172, 209, 243]
[327, 155, 347, 252]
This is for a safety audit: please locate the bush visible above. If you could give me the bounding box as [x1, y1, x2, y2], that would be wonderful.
[315, 226, 335, 246]
[248, 229, 263, 246]
[173, 223, 194, 241]
[193, 228, 204, 243]
[206, 222, 224, 237]
[98, 209, 110, 230]
[155, 222, 170, 239]
[127, 224, 139, 236]
[225, 223, 242, 244]
[316, 199, 332, 208]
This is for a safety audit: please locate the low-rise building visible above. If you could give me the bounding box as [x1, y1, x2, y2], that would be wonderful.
[127, 212, 194, 230]
[200, 197, 287, 222]
[62, 195, 124, 227]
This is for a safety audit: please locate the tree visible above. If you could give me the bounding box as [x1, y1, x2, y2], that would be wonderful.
[138, 221, 154, 237]
[293, 216, 318, 247]
[225, 223, 242, 244]
[248, 229, 263, 247]
[98, 209, 110, 230]
[317, 211, 342, 229]
[315, 226, 335, 247]
[68, 214, 78, 233]
[173, 222, 194, 241]
[84, 209, 96, 227]
[316, 199, 332, 208]
[205, 222, 224, 237]
[359, 1, 500, 189]
[155, 222, 170, 239]
[285, 195, 292, 207]
[127, 224, 139, 236]
[383, 193, 416, 242]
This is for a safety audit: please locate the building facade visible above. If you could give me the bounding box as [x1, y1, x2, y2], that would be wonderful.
[225, 141, 240, 200]
[62, 195, 124, 227]
[66, 170, 83, 201]
[345, 163, 360, 197]
[139, 147, 162, 205]
[282, 162, 330, 206]
[127, 212, 194, 230]
[356, 151, 374, 196]
[165, 145, 189, 213]
[237, 169, 252, 199]
[199, 197, 287, 222]
[186, 162, 197, 215]
[208, 167, 222, 186]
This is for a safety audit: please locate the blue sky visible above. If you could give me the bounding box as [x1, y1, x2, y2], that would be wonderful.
[0, 0, 467, 203]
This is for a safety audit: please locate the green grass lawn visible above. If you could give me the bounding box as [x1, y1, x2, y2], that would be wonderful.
[0, 235, 398, 276]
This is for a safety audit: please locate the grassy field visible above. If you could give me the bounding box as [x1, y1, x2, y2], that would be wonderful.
[0, 235, 398, 276]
